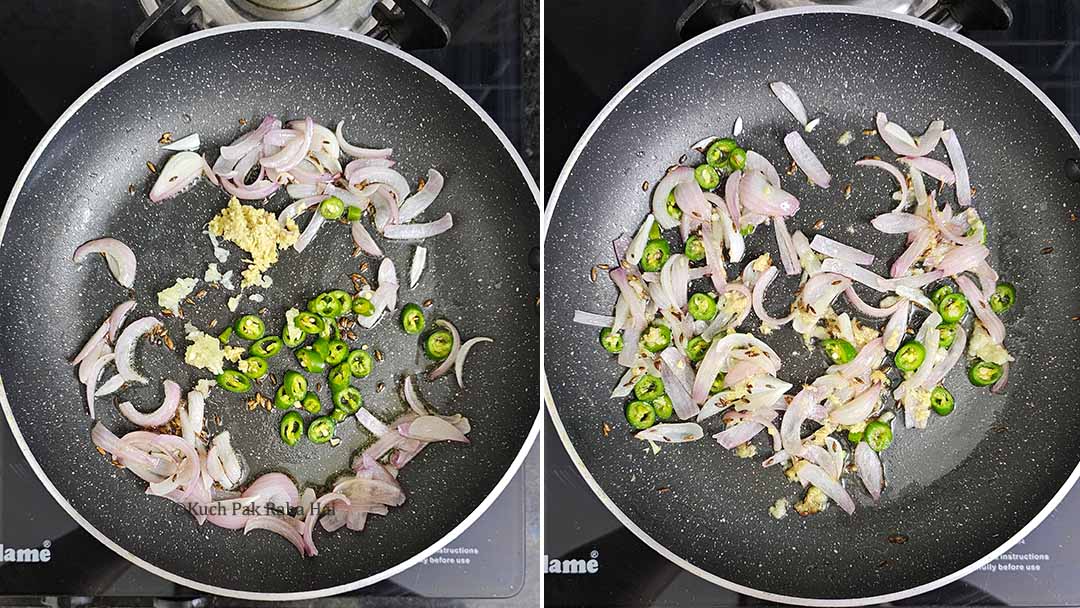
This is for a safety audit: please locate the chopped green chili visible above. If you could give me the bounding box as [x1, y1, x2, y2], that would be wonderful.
[938, 293, 968, 323]
[625, 400, 656, 430]
[709, 376, 725, 395]
[346, 205, 364, 222]
[937, 322, 958, 349]
[296, 346, 326, 373]
[318, 316, 337, 340]
[821, 339, 857, 365]
[684, 235, 706, 262]
[328, 363, 352, 391]
[652, 395, 674, 420]
[705, 138, 737, 168]
[599, 328, 624, 354]
[639, 239, 671, 272]
[282, 370, 307, 400]
[688, 292, 718, 321]
[301, 391, 322, 415]
[328, 290, 353, 317]
[274, 385, 295, 409]
[425, 329, 454, 360]
[347, 349, 374, 378]
[325, 339, 349, 365]
[686, 336, 710, 363]
[250, 336, 283, 358]
[279, 411, 304, 446]
[216, 370, 251, 393]
[694, 164, 720, 190]
[352, 297, 375, 317]
[233, 315, 265, 340]
[666, 192, 683, 220]
[633, 375, 665, 401]
[319, 196, 345, 220]
[308, 293, 341, 318]
[930, 284, 955, 306]
[282, 324, 304, 348]
[307, 416, 336, 444]
[312, 337, 331, 357]
[648, 223, 662, 239]
[969, 360, 1003, 387]
[295, 312, 325, 335]
[864, 420, 893, 452]
[930, 386, 955, 416]
[989, 282, 1016, 314]
[894, 341, 926, 372]
[728, 147, 747, 171]
[330, 407, 349, 423]
[400, 303, 425, 334]
[218, 326, 233, 344]
[639, 323, 672, 353]
[241, 356, 268, 380]
[332, 386, 363, 415]
[847, 430, 864, 443]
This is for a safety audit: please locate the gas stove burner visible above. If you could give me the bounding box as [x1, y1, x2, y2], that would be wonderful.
[133, 0, 448, 50]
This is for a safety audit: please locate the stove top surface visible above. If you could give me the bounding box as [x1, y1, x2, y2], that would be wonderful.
[0, 0, 535, 603]
[545, 1, 1080, 606]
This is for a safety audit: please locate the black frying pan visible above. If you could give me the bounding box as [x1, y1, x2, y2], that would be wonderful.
[544, 7, 1080, 605]
[0, 23, 539, 600]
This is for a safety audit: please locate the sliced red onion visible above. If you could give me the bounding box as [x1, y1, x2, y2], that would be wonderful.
[219, 115, 276, 160]
[650, 167, 695, 229]
[673, 181, 709, 222]
[95, 373, 124, 397]
[106, 300, 137, 343]
[294, 214, 325, 253]
[740, 171, 799, 217]
[855, 159, 909, 205]
[922, 324, 967, 388]
[895, 313, 941, 401]
[626, 215, 656, 265]
[242, 472, 299, 509]
[703, 193, 744, 263]
[401, 416, 470, 443]
[972, 260, 999, 301]
[843, 286, 899, 318]
[882, 299, 911, 352]
[72, 320, 110, 366]
[752, 266, 794, 327]
[211, 431, 244, 489]
[854, 441, 884, 501]
[700, 222, 728, 294]
[901, 156, 954, 184]
[402, 374, 431, 417]
[936, 244, 989, 277]
[119, 380, 181, 428]
[929, 198, 980, 247]
[289, 160, 334, 184]
[244, 516, 306, 556]
[745, 151, 781, 187]
[783, 131, 831, 188]
[220, 176, 279, 200]
[658, 356, 699, 421]
[351, 220, 384, 257]
[455, 337, 493, 389]
[810, 234, 873, 266]
[407, 245, 428, 289]
[149, 152, 208, 203]
[875, 112, 919, 157]
[957, 275, 1004, 343]
[942, 129, 972, 206]
[356, 259, 399, 329]
[398, 169, 445, 223]
[779, 389, 816, 457]
[347, 166, 410, 202]
[261, 117, 312, 172]
[885, 271, 943, 292]
[384, 213, 453, 240]
[820, 258, 887, 292]
[371, 189, 398, 232]
[355, 407, 390, 438]
[769, 81, 808, 126]
[724, 170, 742, 225]
[714, 421, 765, 449]
[73, 238, 137, 289]
[635, 423, 704, 443]
[181, 390, 205, 448]
[829, 337, 885, 379]
[335, 120, 393, 159]
[345, 158, 396, 173]
[692, 333, 781, 402]
[829, 383, 883, 425]
[789, 231, 820, 276]
[798, 461, 855, 514]
[278, 194, 327, 225]
[146, 434, 199, 496]
[890, 228, 933, 279]
[114, 316, 162, 384]
[770, 216, 799, 276]
[610, 267, 645, 324]
[286, 183, 321, 199]
[871, 212, 926, 234]
[83, 353, 115, 419]
[428, 320, 462, 380]
[161, 132, 200, 152]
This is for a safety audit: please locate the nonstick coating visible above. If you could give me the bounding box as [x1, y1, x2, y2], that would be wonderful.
[545, 9, 1080, 605]
[0, 25, 539, 598]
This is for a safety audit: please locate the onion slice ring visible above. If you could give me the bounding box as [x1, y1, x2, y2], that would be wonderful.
[455, 337, 493, 389]
[114, 316, 162, 384]
[73, 238, 137, 289]
[119, 380, 182, 428]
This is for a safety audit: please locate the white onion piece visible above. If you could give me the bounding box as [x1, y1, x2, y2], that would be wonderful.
[942, 129, 972, 206]
[149, 152, 206, 203]
[261, 117, 312, 172]
[401, 415, 470, 443]
[829, 337, 885, 379]
[244, 516, 306, 556]
[779, 389, 815, 457]
[398, 169, 445, 223]
[901, 156, 955, 184]
[882, 299, 911, 352]
[810, 234, 873, 266]
[335, 121, 393, 159]
[790, 230, 821, 275]
[355, 408, 390, 438]
[650, 167, 695, 229]
[455, 337, 493, 389]
[409, 246, 427, 288]
[855, 441, 884, 501]
[72, 320, 110, 365]
[106, 300, 137, 343]
[403, 375, 431, 416]
[699, 222, 727, 294]
[855, 159, 909, 205]
[429, 319, 461, 379]
[752, 266, 794, 327]
[356, 259, 399, 329]
[733, 117, 743, 136]
[635, 423, 703, 443]
[890, 228, 932, 278]
[351, 220, 384, 257]
[657, 354, 699, 421]
[744, 151, 781, 187]
[184, 390, 205, 447]
[740, 171, 800, 217]
[692, 333, 781, 403]
[114, 316, 162, 384]
[626, 214, 656, 265]
[829, 383, 883, 425]
[673, 180, 710, 221]
[936, 244, 989, 276]
[922, 325, 967, 388]
[371, 190, 398, 231]
[383, 213, 453, 240]
[243, 472, 300, 508]
[345, 158, 395, 173]
[162, 133, 200, 152]
[287, 119, 340, 158]
[957, 275, 1004, 343]
[821, 258, 888, 292]
[73, 238, 137, 289]
[769, 81, 808, 125]
[723, 170, 742, 225]
[843, 286, 899, 318]
[277, 195, 327, 225]
[714, 421, 765, 449]
[871, 212, 926, 234]
[875, 112, 919, 156]
[798, 461, 856, 514]
[95, 373, 124, 397]
[347, 166, 410, 202]
[84, 353, 115, 419]
[911, 120, 945, 156]
[119, 380, 181, 428]
[703, 193, 744, 263]
[293, 214, 325, 253]
[783, 131, 831, 188]
[773, 216, 800, 276]
[286, 183, 320, 199]
[220, 115, 276, 160]
[212, 431, 243, 488]
[220, 176, 279, 200]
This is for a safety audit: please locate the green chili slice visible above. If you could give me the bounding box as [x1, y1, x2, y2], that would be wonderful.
[639, 323, 672, 353]
[312, 337, 331, 357]
[989, 282, 1016, 314]
[296, 346, 326, 373]
[234, 315, 265, 340]
[648, 223, 662, 240]
[424, 329, 455, 360]
[282, 370, 307, 401]
[216, 370, 251, 393]
[728, 147, 747, 171]
[666, 192, 683, 220]
[346, 205, 364, 222]
[241, 356, 268, 380]
[352, 297, 375, 317]
[639, 239, 671, 272]
[937, 322, 958, 349]
[847, 430, 864, 443]
[684, 235, 706, 262]
[330, 407, 349, 423]
[319, 196, 345, 220]
[694, 164, 720, 190]
[821, 339, 857, 365]
[279, 411, 305, 446]
[968, 360, 1003, 387]
[930, 386, 955, 416]
[325, 339, 349, 365]
[599, 328, 624, 354]
[347, 349, 374, 378]
[625, 400, 656, 430]
[894, 341, 926, 372]
[218, 326, 233, 344]
[318, 317, 337, 340]
[937, 293, 968, 323]
[400, 303, 425, 334]
[864, 420, 893, 452]
[686, 336, 710, 363]
[295, 312, 325, 335]
[274, 385, 295, 409]
[308, 293, 341, 318]
[633, 375, 665, 401]
[332, 386, 363, 415]
[709, 376, 725, 395]
[328, 290, 353, 318]
[282, 324, 304, 348]
[328, 363, 352, 391]
[651, 395, 674, 420]
[930, 284, 955, 306]
[250, 336, 283, 358]
[706, 138, 737, 168]
[307, 416, 336, 444]
[688, 292, 718, 321]
[739, 224, 754, 237]
[301, 391, 322, 415]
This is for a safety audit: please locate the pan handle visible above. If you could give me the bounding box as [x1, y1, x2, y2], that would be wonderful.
[369, 0, 451, 51]
[920, 0, 1013, 32]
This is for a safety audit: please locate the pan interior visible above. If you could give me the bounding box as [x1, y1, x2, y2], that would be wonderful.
[545, 11, 1080, 602]
[0, 27, 538, 596]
